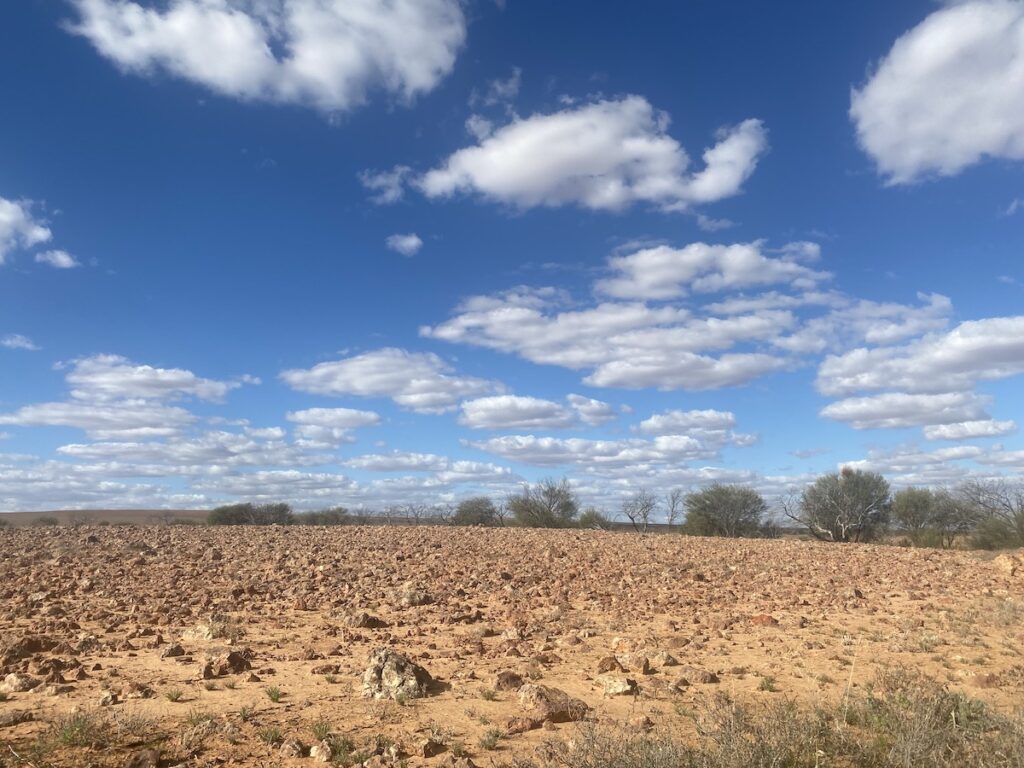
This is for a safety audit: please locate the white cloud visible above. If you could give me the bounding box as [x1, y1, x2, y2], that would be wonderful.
[286, 407, 380, 446]
[69, 0, 466, 113]
[566, 394, 617, 426]
[596, 241, 828, 300]
[385, 233, 423, 256]
[345, 451, 448, 472]
[637, 409, 737, 434]
[467, 432, 738, 469]
[923, 419, 1017, 441]
[1, 334, 39, 351]
[0, 197, 51, 265]
[359, 166, 412, 205]
[459, 395, 575, 430]
[56, 428, 319, 468]
[820, 391, 990, 430]
[418, 96, 767, 211]
[0, 400, 196, 440]
[851, 0, 1024, 183]
[422, 284, 794, 391]
[817, 316, 1024, 396]
[281, 347, 498, 413]
[66, 354, 249, 402]
[34, 249, 81, 269]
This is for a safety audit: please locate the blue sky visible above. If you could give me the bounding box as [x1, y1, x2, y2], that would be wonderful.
[1, 0, 1023, 512]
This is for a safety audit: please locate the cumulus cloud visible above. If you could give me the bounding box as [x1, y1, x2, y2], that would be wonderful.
[566, 394, 617, 426]
[637, 409, 737, 434]
[66, 354, 251, 402]
[596, 241, 828, 300]
[417, 96, 767, 211]
[820, 391, 990, 430]
[385, 233, 423, 256]
[459, 395, 576, 430]
[923, 419, 1017, 441]
[851, 0, 1024, 183]
[422, 283, 794, 391]
[817, 316, 1024, 396]
[467, 432, 740, 469]
[56, 427, 318, 469]
[68, 0, 466, 113]
[34, 249, 81, 269]
[281, 347, 498, 413]
[0, 400, 196, 440]
[0, 197, 52, 265]
[286, 407, 381, 446]
[1, 334, 39, 351]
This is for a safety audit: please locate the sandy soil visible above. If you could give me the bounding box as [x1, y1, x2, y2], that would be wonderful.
[0, 526, 1021, 767]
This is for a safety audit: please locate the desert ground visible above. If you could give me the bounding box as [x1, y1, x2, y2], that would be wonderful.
[0, 525, 1021, 767]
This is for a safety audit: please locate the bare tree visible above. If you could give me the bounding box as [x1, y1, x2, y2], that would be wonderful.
[621, 488, 658, 533]
[665, 489, 684, 529]
[957, 480, 1024, 547]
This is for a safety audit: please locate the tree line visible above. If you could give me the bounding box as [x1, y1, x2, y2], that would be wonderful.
[199, 468, 1024, 551]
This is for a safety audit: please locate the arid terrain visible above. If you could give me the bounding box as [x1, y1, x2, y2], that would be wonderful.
[0, 526, 1021, 767]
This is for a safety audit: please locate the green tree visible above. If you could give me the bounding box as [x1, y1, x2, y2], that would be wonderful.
[577, 508, 612, 530]
[507, 478, 579, 528]
[681, 484, 767, 538]
[207, 502, 294, 526]
[451, 497, 499, 526]
[789, 467, 890, 543]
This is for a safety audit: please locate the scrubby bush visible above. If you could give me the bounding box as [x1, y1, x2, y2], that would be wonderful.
[577, 508, 612, 530]
[507, 478, 579, 528]
[295, 507, 349, 526]
[451, 496, 499, 526]
[0, 517, 9, 529]
[207, 502, 293, 526]
[681, 484, 767, 538]
[789, 467, 890, 542]
[523, 670, 1024, 768]
[892, 487, 978, 548]
[959, 480, 1024, 549]
[31, 516, 60, 527]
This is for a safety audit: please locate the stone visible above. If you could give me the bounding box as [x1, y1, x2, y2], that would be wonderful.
[361, 647, 433, 700]
[517, 683, 589, 723]
[310, 739, 333, 762]
[596, 655, 624, 674]
[279, 738, 304, 758]
[598, 675, 639, 696]
[494, 670, 524, 691]
[124, 749, 160, 768]
[347, 612, 388, 629]
[0, 673, 40, 694]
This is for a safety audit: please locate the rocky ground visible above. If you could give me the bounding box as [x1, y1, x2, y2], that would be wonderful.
[0, 525, 1021, 767]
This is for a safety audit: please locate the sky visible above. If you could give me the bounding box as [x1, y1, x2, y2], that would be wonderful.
[1, 0, 1023, 514]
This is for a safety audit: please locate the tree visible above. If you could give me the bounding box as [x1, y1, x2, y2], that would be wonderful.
[578, 507, 612, 530]
[621, 488, 658, 533]
[296, 507, 349, 526]
[891, 487, 976, 548]
[665, 489, 684, 529]
[789, 467, 890, 543]
[507, 478, 579, 528]
[892, 487, 936, 544]
[207, 502, 294, 526]
[681, 484, 767, 538]
[957, 480, 1024, 549]
[451, 497, 499, 526]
